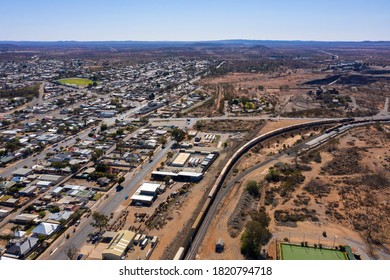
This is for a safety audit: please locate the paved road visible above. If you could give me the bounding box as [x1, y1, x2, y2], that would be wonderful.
[327, 77, 340, 86]
[103, 103, 146, 126]
[46, 141, 174, 260]
[319, 50, 339, 59]
[216, 61, 226, 69]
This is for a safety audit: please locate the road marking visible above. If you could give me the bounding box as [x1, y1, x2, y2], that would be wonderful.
[50, 247, 59, 255]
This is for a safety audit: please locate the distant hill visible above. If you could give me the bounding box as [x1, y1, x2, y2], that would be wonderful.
[1, 40, 389, 49]
[0, 43, 22, 50]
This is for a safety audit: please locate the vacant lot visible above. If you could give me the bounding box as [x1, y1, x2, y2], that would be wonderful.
[269, 124, 390, 260]
[194, 119, 265, 133]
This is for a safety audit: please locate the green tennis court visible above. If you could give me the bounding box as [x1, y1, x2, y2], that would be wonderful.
[280, 243, 348, 260]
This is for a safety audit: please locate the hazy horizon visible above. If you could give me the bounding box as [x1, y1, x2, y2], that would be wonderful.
[1, 39, 390, 43]
[1, 0, 389, 42]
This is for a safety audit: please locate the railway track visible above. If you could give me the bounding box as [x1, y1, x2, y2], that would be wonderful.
[179, 117, 390, 259]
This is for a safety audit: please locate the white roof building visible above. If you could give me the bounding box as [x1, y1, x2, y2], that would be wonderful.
[130, 194, 154, 205]
[36, 181, 52, 188]
[139, 182, 161, 194]
[32, 222, 59, 236]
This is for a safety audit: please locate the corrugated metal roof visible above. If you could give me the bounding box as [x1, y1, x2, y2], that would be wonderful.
[102, 230, 136, 259]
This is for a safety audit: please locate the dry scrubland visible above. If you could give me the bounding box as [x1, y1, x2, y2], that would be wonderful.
[189, 68, 390, 118]
[199, 124, 390, 260]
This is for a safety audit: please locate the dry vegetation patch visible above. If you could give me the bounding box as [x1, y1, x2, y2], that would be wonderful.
[321, 147, 364, 175]
[303, 179, 331, 198]
[194, 119, 265, 133]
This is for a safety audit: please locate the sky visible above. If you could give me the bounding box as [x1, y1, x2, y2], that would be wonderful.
[1, 0, 389, 41]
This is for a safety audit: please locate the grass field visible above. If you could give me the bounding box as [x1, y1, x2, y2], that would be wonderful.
[57, 77, 93, 86]
[280, 243, 348, 260]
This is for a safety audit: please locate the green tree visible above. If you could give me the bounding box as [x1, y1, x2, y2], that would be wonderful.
[166, 151, 174, 160]
[24, 204, 36, 213]
[38, 234, 46, 242]
[51, 161, 68, 169]
[1, 234, 14, 242]
[117, 176, 125, 186]
[246, 180, 260, 197]
[90, 212, 109, 233]
[194, 121, 205, 131]
[251, 208, 271, 228]
[244, 102, 255, 110]
[241, 221, 272, 259]
[91, 149, 104, 163]
[265, 168, 281, 182]
[48, 206, 60, 213]
[70, 164, 81, 174]
[158, 136, 167, 147]
[100, 123, 108, 131]
[171, 128, 186, 143]
[5, 139, 21, 152]
[163, 176, 171, 186]
[38, 211, 46, 219]
[95, 163, 107, 173]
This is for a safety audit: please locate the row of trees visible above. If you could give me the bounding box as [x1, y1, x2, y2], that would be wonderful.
[241, 207, 272, 259]
[0, 84, 39, 99]
[241, 181, 272, 259]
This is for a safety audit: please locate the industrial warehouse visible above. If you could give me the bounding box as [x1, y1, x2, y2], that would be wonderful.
[131, 182, 162, 206]
[102, 230, 136, 260]
[151, 150, 218, 183]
